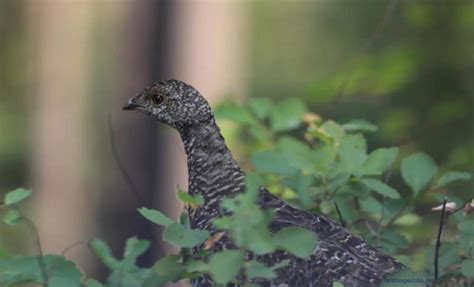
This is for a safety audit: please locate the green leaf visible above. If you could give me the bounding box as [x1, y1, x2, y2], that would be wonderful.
[0, 255, 83, 287]
[342, 119, 378, 133]
[282, 174, 314, 207]
[393, 255, 411, 268]
[4, 188, 32, 205]
[337, 134, 367, 174]
[144, 255, 185, 287]
[318, 120, 345, 143]
[434, 171, 472, 188]
[86, 237, 156, 286]
[177, 191, 204, 206]
[185, 259, 209, 273]
[332, 282, 344, 287]
[458, 220, 474, 257]
[246, 260, 276, 280]
[381, 199, 407, 225]
[361, 147, 399, 176]
[92, 237, 152, 286]
[319, 200, 333, 214]
[214, 192, 275, 255]
[89, 239, 120, 269]
[461, 260, 474, 278]
[270, 98, 306, 131]
[215, 103, 256, 125]
[85, 279, 106, 287]
[138, 207, 175, 227]
[393, 213, 421, 226]
[326, 172, 351, 193]
[3, 209, 21, 226]
[251, 150, 298, 176]
[249, 98, 273, 119]
[123, 237, 150, 267]
[214, 173, 274, 255]
[164, 223, 209, 248]
[333, 198, 357, 224]
[208, 250, 244, 284]
[245, 172, 263, 198]
[274, 136, 336, 174]
[380, 230, 409, 248]
[425, 242, 463, 277]
[458, 220, 474, 235]
[362, 178, 400, 199]
[248, 122, 270, 141]
[337, 181, 371, 198]
[276, 137, 319, 173]
[312, 145, 337, 173]
[401, 153, 438, 196]
[272, 227, 318, 258]
[359, 196, 382, 214]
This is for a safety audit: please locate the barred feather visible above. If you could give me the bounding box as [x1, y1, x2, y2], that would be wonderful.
[124, 79, 404, 286]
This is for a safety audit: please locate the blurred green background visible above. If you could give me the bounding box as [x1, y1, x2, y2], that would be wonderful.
[0, 0, 472, 281]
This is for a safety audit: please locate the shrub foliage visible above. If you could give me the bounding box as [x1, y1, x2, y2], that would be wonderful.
[0, 98, 472, 286]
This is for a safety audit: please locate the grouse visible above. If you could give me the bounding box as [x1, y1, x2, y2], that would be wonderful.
[123, 79, 403, 286]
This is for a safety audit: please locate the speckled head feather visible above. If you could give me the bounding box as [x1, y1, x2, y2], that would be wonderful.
[123, 79, 213, 130]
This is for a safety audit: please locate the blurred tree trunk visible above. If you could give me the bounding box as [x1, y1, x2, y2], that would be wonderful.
[97, 0, 172, 272]
[171, 1, 247, 103]
[29, 0, 94, 273]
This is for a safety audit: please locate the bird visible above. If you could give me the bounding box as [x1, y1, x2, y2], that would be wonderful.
[123, 79, 403, 287]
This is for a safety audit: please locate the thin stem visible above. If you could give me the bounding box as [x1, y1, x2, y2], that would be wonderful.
[376, 168, 391, 240]
[108, 115, 162, 250]
[376, 196, 386, 248]
[385, 205, 407, 229]
[21, 211, 49, 286]
[334, 202, 346, 228]
[365, 220, 377, 237]
[62, 240, 88, 257]
[383, 168, 392, 184]
[363, 0, 400, 51]
[336, 0, 400, 98]
[434, 197, 447, 281]
[108, 115, 146, 207]
[449, 199, 472, 216]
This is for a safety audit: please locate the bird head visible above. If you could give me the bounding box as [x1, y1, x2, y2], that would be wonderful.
[123, 79, 213, 129]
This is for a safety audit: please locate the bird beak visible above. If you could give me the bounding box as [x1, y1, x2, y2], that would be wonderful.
[122, 97, 140, 110]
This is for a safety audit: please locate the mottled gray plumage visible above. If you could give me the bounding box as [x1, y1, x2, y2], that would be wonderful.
[123, 79, 403, 286]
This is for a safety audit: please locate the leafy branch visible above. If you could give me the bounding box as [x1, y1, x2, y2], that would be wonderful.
[1, 97, 473, 286]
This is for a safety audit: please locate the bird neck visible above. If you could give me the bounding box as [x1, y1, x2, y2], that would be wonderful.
[179, 118, 246, 202]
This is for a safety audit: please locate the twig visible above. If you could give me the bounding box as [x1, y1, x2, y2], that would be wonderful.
[1, 201, 49, 284]
[376, 196, 386, 248]
[334, 202, 346, 228]
[108, 115, 162, 251]
[364, 0, 400, 51]
[62, 240, 88, 257]
[21, 210, 49, 286]
[449, 199, 472, 216]
[383, 167, 392, 184]
[336, 0, 400, 98]
[434, 197, 447, 281]
[385, 205, 407, 229]
[108, 115, 146, 207]
[375, 168, 391, 246]
[365, 220, 377, 237]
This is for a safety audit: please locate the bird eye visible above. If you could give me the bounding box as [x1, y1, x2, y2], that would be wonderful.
[151, 94, 164, 105]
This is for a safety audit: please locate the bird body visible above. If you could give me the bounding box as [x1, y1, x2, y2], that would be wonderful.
[123, 79, 403, 286]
